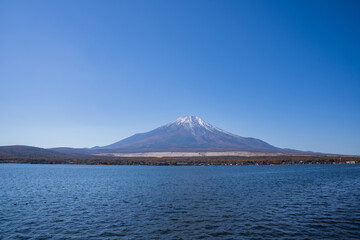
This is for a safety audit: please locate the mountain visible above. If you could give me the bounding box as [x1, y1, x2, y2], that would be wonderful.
[0, 116, 324, 160]
[95, 116, 285, 153]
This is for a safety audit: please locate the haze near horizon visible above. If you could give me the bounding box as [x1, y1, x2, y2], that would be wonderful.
[0, 0, 359, 155]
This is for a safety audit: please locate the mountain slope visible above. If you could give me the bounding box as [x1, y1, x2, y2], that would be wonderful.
[96, 116, 283, 153]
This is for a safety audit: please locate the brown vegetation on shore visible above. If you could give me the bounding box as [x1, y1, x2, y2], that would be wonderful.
[0, 155, 359, 166]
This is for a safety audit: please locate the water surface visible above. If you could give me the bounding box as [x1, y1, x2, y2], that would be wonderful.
[1, 164, 359, 239]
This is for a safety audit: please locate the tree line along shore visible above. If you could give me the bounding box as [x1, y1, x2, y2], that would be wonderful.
[0, 155, 359, 166]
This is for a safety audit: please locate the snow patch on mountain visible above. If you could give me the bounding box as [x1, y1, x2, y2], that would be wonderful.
[166, 116, 215, 135]
[166, 116, 236, 136]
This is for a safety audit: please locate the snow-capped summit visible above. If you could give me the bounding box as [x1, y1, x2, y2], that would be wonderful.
[171, 116, 205, 125]
[97, 116, 282, 153]
[166, 116, 218, 133]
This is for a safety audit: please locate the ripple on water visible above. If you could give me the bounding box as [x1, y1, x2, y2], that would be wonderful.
[0, 164, 360, 239]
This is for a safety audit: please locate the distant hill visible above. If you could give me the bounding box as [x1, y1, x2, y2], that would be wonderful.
[0, 145, 74, 159]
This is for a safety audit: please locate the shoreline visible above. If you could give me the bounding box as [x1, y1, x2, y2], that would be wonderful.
[1, 155, 359, 166]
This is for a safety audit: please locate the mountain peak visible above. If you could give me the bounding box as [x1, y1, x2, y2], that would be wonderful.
[174, 116, 202, 124]
[168, 116, 214, 132]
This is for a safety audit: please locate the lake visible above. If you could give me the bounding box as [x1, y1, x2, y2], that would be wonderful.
[1, 164, 359, 239]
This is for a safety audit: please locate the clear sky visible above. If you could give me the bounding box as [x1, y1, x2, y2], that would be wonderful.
[1, 0, 359, 155]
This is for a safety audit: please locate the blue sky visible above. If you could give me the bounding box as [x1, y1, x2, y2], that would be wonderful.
[1, 0, 359, 155]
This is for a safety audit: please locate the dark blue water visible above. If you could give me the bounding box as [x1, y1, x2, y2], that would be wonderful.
[1, 164, 359, 239]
